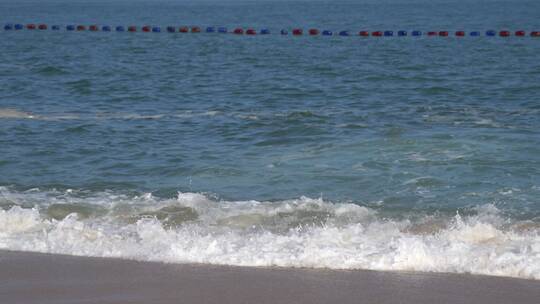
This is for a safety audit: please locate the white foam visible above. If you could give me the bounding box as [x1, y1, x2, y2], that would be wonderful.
[0, 108, 36, 119]
[0, 188, 539, 280]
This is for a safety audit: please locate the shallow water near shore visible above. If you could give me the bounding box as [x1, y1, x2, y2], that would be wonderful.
[1, 0, 540, 279]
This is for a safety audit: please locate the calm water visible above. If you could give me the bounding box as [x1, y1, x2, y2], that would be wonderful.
[1, 0, 540, 279]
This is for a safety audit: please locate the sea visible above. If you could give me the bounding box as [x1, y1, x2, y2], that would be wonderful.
[1, 0, 540, 280]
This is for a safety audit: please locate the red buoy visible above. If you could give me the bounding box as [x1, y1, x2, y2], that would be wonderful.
[309, 29, 319, 35]
[359, 31, 369, 37]
[427, 31, 437, 36]
[233, 28, 244, 34]
[372, 31, 383, 37]
[455, 31, 465, 37]
[38, 24, 47, 30]
[179, 26, 188, 33]
[292, 29, 303, 35]
[246, 28, 256, 35]
[499, 30, 510, 37]
[26, 24, 36, 30]
[89, 25, 98, 31]
[191, 27, 201, 33]
[515, 30, 525, 37]
[531, 31, 540, 37]
[77, 25, 86, 31]
[439, 31, 449, 37]
[142, 25, 151, 32]
[128, 26, 137, 32]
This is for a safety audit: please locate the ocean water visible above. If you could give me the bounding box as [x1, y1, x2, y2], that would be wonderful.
[1, 0, 540, 279]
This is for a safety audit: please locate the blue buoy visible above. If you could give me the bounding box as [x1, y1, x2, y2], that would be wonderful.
[384, 30, 394, 37]
[412, 30, 422, 36]
[218, 27, 227, 33]
[398, 30, 407, 36]
[116, 26, 125, 32]
[339, 30, 350, 36]
[322, 30, 333, 36]
[102, 25, 111, 32]
[260, 28, 270, 35]
[14, 24, 23, 30]
[280, 29, 288, 35]
[206, 26, 215, 33]
[52, 25, 60, 30]
[167, 26, 175, 33]
[152, 26, 161, 33]
[66, 25, 75, 31]
[470, 31, 480, 36]
[4, 23, 13, 30]
[486, 30, 496, 36]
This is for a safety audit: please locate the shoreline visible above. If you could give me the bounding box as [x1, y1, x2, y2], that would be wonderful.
[1, 250, 539, 304]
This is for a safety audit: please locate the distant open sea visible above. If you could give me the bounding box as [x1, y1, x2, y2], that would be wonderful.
[1, 0, 540, 279]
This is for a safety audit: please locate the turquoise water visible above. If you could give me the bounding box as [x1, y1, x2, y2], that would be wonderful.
[1, 0, 540, 279]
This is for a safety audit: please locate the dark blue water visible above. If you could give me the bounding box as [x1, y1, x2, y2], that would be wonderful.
[1, 0, 540, 278]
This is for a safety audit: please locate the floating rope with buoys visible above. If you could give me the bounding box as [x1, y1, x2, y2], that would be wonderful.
[3, 24, 540, 37]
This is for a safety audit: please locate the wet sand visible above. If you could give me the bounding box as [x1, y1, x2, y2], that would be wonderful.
[1, 250, 539, 304]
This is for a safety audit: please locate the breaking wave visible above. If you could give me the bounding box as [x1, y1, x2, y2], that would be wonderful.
[0, 187, 539, 279]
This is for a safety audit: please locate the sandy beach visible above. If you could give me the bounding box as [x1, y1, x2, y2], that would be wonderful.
[0, 250, 538, 304]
